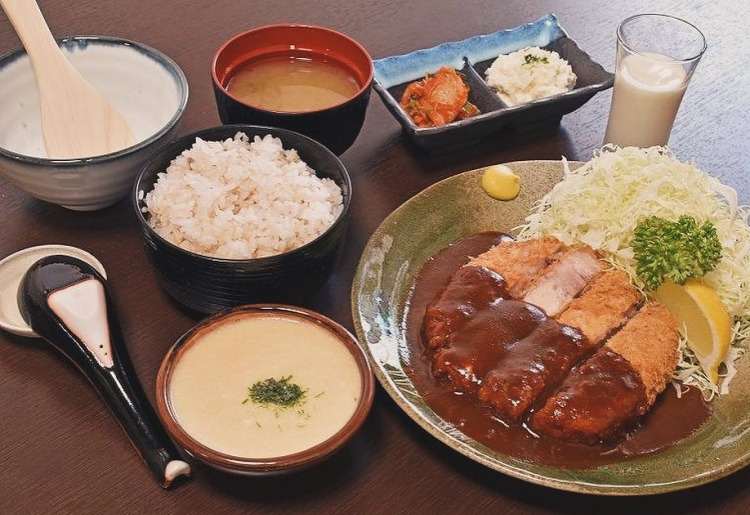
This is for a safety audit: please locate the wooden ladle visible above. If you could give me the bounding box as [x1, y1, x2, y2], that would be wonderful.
[0, 0, 136, 158]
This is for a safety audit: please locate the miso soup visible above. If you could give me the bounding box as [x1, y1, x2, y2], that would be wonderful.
[226, 54, 360, 112]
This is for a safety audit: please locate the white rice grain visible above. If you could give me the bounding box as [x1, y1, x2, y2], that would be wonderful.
[143, 132, 343, 259]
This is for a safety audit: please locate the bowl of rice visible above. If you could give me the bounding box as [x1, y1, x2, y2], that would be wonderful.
[133, 125, 351, 315]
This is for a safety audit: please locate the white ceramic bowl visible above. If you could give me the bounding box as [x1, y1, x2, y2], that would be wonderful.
[0, 36, 189, 211]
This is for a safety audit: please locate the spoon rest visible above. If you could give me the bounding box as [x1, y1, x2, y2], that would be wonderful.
[19, 254, 190, 488]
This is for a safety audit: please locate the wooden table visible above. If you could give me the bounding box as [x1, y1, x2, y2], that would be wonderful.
[1, 0, 747, 512]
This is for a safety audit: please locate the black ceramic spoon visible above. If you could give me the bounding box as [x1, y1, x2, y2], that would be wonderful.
[19, 254, 191, 488]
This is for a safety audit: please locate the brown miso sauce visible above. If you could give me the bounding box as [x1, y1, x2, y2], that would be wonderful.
[404, 231, 712, 469]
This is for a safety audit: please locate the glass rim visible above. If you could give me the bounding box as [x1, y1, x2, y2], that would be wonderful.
[617, 13, 707, 64]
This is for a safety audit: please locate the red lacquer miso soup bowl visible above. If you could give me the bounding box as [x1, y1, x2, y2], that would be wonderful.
[211, 24, 374, 155]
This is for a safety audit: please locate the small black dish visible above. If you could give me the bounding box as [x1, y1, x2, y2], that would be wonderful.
[373, 14, 613, 153]
[133, 125, 351, 316]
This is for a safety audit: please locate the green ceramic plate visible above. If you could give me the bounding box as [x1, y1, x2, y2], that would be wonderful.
[351, 160, 750, 495]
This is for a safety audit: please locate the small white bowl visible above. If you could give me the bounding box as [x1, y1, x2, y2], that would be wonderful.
[0, 36, 189, 211]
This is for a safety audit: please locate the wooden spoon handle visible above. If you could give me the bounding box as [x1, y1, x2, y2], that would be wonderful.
[0, 0, 136, 158]
[0, 0, 68, 81]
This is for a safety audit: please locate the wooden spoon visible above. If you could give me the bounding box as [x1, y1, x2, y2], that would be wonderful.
[0, 0, 136, 159]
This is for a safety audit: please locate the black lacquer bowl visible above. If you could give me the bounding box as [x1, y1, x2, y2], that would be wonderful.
[211, 24, 373, 156]
[133, 125, 351, 316]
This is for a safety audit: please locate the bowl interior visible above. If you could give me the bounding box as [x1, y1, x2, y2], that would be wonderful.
[0, 36, 188, 160]
[212, 24, 373, 106]
[156, 304, 375, 474]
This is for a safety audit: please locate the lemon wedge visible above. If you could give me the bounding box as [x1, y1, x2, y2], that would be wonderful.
[653, 278, 732, 384]
[481, 164, 520, 200]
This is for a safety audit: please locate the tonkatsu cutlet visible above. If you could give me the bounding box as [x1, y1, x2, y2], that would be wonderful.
[423, 236, 565, 352]
[557, 269, 642, 345]
[477, 320, 588, 423]
[529, 303, 679, 444]
[431, 300, 546, 393]
[522, 247, 604, 317]
[421, 235, 682, 445]
[606, 303, 681, 405]
[476, 270, 642, 424]
[422, 266, 508, 350]
[467, 236, 566, 298]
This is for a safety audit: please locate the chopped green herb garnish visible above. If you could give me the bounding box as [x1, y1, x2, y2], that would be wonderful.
[524, 53, 549, 65]
[632, 215, 722, 290]
[245, 376, 307, 409]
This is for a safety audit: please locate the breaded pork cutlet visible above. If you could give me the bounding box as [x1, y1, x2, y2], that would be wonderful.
[431, 300, 546, 393]
[477, 320, 588, 423]
[422, 266, 508, 351]
[557, 269, 642, 345]
[467, 236, 566, 298]
[529, 303, 679, 444]
[523, 247, 604, 317]
[606, 303, 681, 405]
[476, 269, 642, 424]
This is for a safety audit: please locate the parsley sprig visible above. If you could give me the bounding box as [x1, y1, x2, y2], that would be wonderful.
[632, 215, 722, 290]
[524, 53, 549, 65]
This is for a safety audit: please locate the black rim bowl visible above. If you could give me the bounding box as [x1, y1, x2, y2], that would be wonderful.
[210, 24, 374, 156]
[212, 86, 371, 156]
[133, 125, 352, 315]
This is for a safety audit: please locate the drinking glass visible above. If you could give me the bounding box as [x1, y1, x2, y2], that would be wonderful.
[603, 13, 706, 148]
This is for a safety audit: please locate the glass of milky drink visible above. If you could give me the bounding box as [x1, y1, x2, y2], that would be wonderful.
[603, 14, 706, 148]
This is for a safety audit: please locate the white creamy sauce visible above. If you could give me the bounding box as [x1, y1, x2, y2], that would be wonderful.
[169, 313, 362, 458]
[485, 46, 576, 106]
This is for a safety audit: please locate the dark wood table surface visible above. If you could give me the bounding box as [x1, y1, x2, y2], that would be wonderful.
[1, 0, 747, 513]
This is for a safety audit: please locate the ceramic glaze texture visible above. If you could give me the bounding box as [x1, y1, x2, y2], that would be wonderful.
[0, 245, 106, 337]
[212, 24, 373, 155]
[0, 36, 189, 210]
[373, 14, 613, 152]
[351, 161, 750, 495]
[19, 256, 190, 488]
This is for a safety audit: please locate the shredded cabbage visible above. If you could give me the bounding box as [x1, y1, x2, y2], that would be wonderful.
[516, 145, 750, 398]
